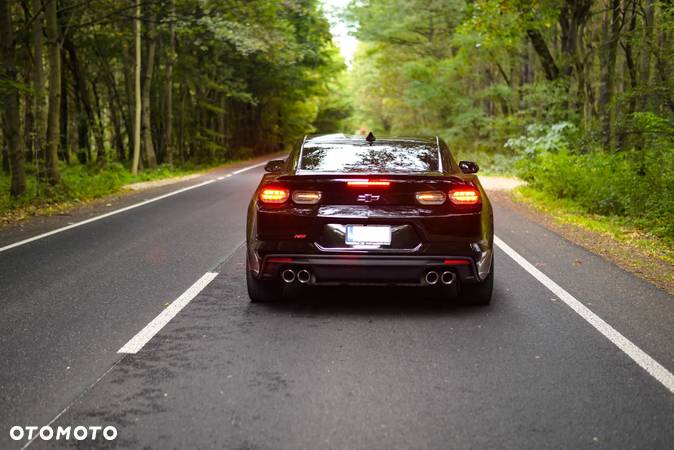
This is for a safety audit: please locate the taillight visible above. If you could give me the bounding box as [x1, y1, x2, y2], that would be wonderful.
[415, 191, 446, 205]
[292, 190, 322, 204]
[347, 180, 391, 187]
[259, 186, 289, 204]
[448, 188, 480, 205]
[443, 259, 471, 265]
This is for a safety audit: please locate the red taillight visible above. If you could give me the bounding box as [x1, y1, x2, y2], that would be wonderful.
[267, 257, 294, 263]
[443, 259, 471, 265]
[259, 186, 289, 204]
[347, 180, 391, 187]
[448, 188, 480, 205]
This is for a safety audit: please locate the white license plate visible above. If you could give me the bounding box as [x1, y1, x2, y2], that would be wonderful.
[345, 225, 391, 246]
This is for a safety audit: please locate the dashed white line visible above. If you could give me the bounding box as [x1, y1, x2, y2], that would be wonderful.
[118, 271, 219, 354]
[0, 160, 267, 253]
[494, 235, 674, 395]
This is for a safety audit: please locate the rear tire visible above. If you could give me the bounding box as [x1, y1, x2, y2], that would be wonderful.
[460, 261, 493, 306]
[246, 262, 282, 303]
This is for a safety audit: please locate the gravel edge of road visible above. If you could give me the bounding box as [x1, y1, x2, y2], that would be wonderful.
[486, 187, 674, 296]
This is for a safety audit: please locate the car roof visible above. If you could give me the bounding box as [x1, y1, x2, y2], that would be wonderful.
[303, 134, 438, 147]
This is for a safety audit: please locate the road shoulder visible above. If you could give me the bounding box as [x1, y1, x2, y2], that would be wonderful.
[484, 179, 673, 296]
[0, 154, 282, 248]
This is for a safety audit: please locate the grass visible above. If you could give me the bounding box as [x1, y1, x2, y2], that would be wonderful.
[0, 160, 229, 223]
[513, 185, 674, 266]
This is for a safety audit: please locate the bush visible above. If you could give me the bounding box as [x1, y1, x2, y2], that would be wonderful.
[508, 122, 674, 242]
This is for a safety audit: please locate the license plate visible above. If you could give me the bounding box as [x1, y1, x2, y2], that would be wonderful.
[345, 225, 391, 246]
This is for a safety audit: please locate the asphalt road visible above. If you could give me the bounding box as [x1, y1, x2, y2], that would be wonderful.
[1, 161, 673, 449]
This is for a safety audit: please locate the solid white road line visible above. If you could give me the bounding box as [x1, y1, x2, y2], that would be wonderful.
[118, 271, 218, 354]
[20, 359, 124, 450]
[232, 160, 268, 175]
[494, 235, 674, 395]
[0, 178, 213, 253]
[0, 160, 267, 254]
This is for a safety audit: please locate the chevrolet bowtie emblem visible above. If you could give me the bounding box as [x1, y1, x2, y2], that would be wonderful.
[357, 194, 380, 203]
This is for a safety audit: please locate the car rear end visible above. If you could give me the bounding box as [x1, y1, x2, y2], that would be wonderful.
[246, 135, 493, 301]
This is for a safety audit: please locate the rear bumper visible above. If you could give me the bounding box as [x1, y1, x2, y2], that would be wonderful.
[256, 253, 485, 286]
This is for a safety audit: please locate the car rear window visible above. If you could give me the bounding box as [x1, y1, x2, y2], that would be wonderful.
[299, 142, 440, 173]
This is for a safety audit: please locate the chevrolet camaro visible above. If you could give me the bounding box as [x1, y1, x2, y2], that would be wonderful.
[246, 133, 494, 304]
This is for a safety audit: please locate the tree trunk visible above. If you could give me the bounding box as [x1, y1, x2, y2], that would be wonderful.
[32, 0, 46, 163]
[59, 51, 70, 163]
[178, 82, 186, 163]
[63, 37, 106, 165]
[23, 64, 35, 163]
[598, 0, 621, 151]
[526, 29, 560, 81]
[45, 0, 61, 184]
[105, 76, 126, 161]
[91, 78, 106, 165]
[617, 1, 638, 150]
[141, 10, 158, 169]
[131, 0, 142, 174]
[164, 0, 176, 167]
[1, 141, 9, 175]
[1, 0, 27, 196]
[637, 0, 653, 114]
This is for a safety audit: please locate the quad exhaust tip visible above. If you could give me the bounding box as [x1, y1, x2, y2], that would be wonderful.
[281, 269, 296, 283]
[425, 271, 439, 285]
[441, 271, 456, 285]
[297, 269, 311, 284]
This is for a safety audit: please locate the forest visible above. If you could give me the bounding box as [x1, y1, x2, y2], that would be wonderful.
[0, 0, 347, 211]
[346, 0, 674, 243]
[1, 0, 673, 243]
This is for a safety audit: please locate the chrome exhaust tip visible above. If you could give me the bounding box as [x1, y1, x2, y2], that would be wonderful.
[281, 269, 296, 283]
[297, 269, 311, 284]
[425, 271, 439, 285]
[441, 271, 456, 285]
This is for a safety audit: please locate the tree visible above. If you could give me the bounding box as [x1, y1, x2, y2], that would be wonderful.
[1, 0, 27, 196]
[31, 0, 46, 162]
[140, 8, 158, 169]
[1, 0, 344, 201]
[163, 0, 176, 167]
[45, 0, 61, 184]
[132, 0, 141, 175]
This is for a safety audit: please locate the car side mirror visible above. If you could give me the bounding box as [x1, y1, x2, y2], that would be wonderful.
[264, 159, 285, 173]
[459, 160, 479, 174]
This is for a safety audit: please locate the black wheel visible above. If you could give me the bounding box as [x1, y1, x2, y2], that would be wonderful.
[460, 261, 493, 306]
[246, 261, 282, 303]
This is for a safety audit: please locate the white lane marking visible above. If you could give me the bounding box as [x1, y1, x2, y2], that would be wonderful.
[232, 160, 268, 175]
[20, 359, 123, 449]
[495, 235, 674, 395]
[0, 160, 266, 253]
[0, 179, 213, 253]
[118, 272, 218, 354]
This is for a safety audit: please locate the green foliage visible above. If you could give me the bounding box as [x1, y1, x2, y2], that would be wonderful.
[346, 0, 674, 243]
[505, 122, 578, 155]
[0, 161, 223, 217]
[511, 124, 674, 242]
[1, 0, 351, 212]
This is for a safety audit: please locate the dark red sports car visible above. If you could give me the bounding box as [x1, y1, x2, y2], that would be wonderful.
[246, 134, 494, 304]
